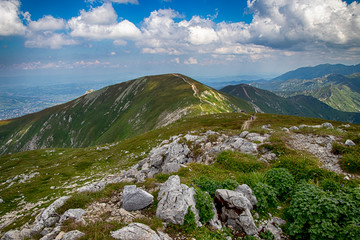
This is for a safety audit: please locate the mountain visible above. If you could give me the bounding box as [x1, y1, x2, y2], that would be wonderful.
[0, 74, 253, 155]
[273, 73, 360, 112]
[221, 83, 360, 123]
[272, 63, 360, 83]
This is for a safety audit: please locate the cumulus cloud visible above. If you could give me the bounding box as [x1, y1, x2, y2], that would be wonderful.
[68, 3, 141, 40]
[247, 0, 360, 49]
[184, 57, 198, 64]
[0, 0, 26, 36]
[25, 32, 78, 49]
[108, 0, 139, 4]
[28, 15, 65, 31]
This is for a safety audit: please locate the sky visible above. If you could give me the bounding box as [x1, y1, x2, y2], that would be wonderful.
[0, 0, 360, 86]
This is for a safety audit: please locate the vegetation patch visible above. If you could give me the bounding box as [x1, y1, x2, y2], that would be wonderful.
[194, 188, 215, 224]
[216, 150, 267, 173]
[265, 168, 294, 201]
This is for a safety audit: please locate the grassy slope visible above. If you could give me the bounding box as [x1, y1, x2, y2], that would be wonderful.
[1, 112, 359, 238]
[0, 74, 253, 156]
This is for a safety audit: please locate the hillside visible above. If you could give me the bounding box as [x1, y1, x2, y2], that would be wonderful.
[0, 74, 253, 156]
[0, 112, 359, 239]
[220, 84, 360, 123]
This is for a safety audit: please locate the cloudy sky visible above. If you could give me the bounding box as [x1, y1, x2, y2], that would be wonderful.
[0, 0, 359, 85]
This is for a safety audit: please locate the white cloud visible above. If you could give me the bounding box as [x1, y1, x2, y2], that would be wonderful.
[184, 57, 198, 64]
[188, 26, 219, 45]
[0, 0, 26, 36]
[25, 32, 78, 49]
[108, 0, 139, 4]
[172, 57, 180, 64]
[68, 3, 141, 40]
[28, 15, 65, 31]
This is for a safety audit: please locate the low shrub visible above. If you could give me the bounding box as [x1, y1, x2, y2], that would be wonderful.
[259, 230, 275, 240]
[286, 181, 360, 240]
[168, 206, 197, 234]
[265, 168, 294, 200]
[193, 176, 238, 197]
[339, 152, 360, 174]
[194, 188, 215, 224]
[252, 182, 277, 213]
[216, 150, 266, 173]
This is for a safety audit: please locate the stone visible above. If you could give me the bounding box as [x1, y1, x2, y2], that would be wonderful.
[238, 209, 258, 235]
[246, 133, 268, 143]
[0, 198, 3, 203]
[157, 231, 172, 240]
[40, 227, 53, 236]
[289, 126, 299, 131]
[209, 203, 222, 230]
[272, 217, 286, 226]
[214, 189, 257, 235]
[77, 180, 106, 193]
[111, 223, 170, 240]
[322, 122, 334, 129]
[31, 196, 70, 235]
[59, 209, 86, 225]
[156, 175, 200, 226]
[122, 185, 154, 211]
[345, 139, 356, 146]
[61, 230, 85, 240]
[40, 226, 61, 240]
[235, 184, 258, 207]
[265, 222, 283, 240]
[240, 131, 249, 138]
[298, 125, 307, 129]
[1, 230, 21, 240]
[281, 127, 289, 132]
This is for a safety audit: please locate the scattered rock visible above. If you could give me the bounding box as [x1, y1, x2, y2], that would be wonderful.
[31, 196, 70, 235]
[235, 184, 258, 207]
[245, 133, 269, 143]
[281, 127, 289, 132]
[0, 198, 3, 204]
[156, 175, 201, 226]
[345, 139, 356, 146]
[322, 122, 334, 129]
[214, 189, 257, 235]
[298, 125, 307, 129]
[111, 223, 172, 240]
[122, 185, 154, 211]
[77, 180, 106, 193]
[1, 230, 21, 240]
[61, 230, 85, 240]
[240, 131, 249, 138]
[59, 209, 86, 225]
[40, 226, 61, 240]
[289, 126, 299, 131]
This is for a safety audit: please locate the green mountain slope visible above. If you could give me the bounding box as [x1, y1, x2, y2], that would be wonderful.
[221, 83, 360, 123]
[0, 74, 253, 155]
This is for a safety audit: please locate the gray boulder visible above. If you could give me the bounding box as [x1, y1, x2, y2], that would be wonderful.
[59, 209, 86, 225]
[1, 230, 21, 240]
[77, 180, 106, 193]
[214, 189, 257, 235]
[31, 196, 70, 235]
[345, 139, 356, 146]
[61, 230, 85, 240]
[111, 223, 172, 240]
[39, 226, 61, 240]
[235, 184, 258, 207]
[289, 126, 299, 131]
[322, 122, 334, 129]
[246, 133, 269, 143]
[156, 175, 200, 226]
[0, 198, 3, 203]
[122, 185, 154, 211]
[240, 131, 249, 138]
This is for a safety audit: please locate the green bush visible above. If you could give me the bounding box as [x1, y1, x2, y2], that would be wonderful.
[216, 150, 266, 173]
[286, 181, 360, 240]
[193, 176, 238, 197]
[320, 178, 341, 192]
[194, 188, 215, 224]
[265, 168, 294, 200]
[273, 155, 335, 182]
[259, 230, 275, 240]
[339, 152, 360, 174]
[252, 182, 277, 213]
[168, 206, 197, 234]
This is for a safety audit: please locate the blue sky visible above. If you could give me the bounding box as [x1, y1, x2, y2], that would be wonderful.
[0, 0, 360, 86]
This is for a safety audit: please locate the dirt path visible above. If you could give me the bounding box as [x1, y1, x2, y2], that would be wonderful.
[173, 73, 204, 111]
[242, 115, 256, 130]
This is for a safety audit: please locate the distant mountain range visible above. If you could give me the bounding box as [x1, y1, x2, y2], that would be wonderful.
[0, 74, 252, 155]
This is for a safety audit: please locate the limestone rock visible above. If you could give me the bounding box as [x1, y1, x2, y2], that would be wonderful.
[240, 131, 249, 138]
[111, 223, 171, 240]
[59, 209, 86, 225]
[122, 185, 154, 211]
[0, 198, 3, 203]
[322, 122, 334, 129]
[77, 180, 106, 193]
[345, 139, 356, 146]
[215, 189, 253, 211]
[246, 133, 269, 143]
[1, 230, 21, 240]
[289, 126, 299, 131]
[40, 226, 61, 240]
[238, 209, 258, 235]
[61, 230, 85, 240]
[156, 175, 200, 226]
[31, 196, 70, 235]
[235, 184, 258, 207]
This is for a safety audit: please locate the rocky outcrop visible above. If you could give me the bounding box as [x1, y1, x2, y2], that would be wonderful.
[214, 187, 258, 235]
[122, 185, 153, 211]
[30, 196, 70, 235]
[111, 223, 172, 240]
[59, 209, 86, 225]
[0, 230, 21, 240]
[156, 175, 201, 227]
[235, 184, 258, 207]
